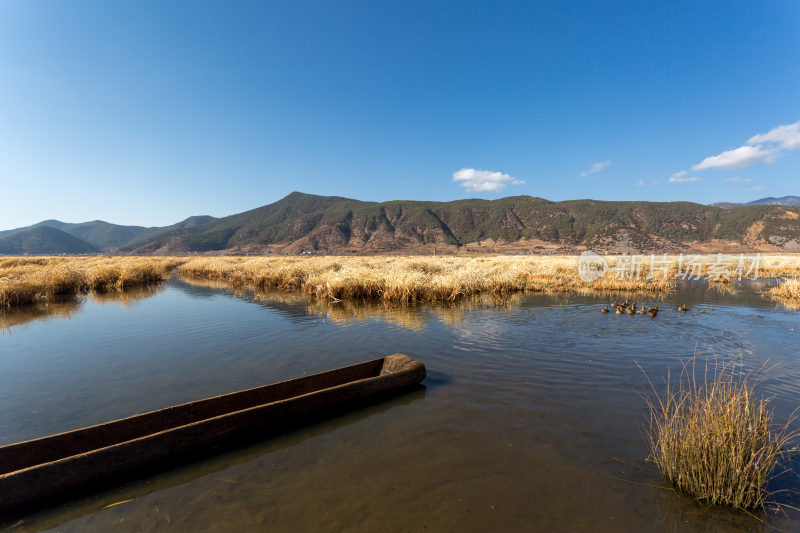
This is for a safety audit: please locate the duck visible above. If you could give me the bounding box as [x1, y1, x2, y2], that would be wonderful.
[636, 306, 646, 315]
[626, 305, 635, 315]
[601, 306, 609, 313]
[615, 307, 623, 315]
[647, 306, 659, 318]
[677, 304, 688, 312]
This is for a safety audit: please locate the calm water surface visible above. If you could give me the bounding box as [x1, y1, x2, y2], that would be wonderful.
[1, 279, 799, 532]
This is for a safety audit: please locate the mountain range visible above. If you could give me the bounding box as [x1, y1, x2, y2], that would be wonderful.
[2, 193, 799, 255]
[0, 216, 215, 255]
[711, 196, 800, 209]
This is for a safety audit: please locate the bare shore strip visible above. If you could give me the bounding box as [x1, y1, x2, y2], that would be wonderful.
[2, 255, 800, 309]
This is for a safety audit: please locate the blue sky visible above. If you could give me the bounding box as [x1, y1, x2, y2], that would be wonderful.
[1, 1, 798, 229]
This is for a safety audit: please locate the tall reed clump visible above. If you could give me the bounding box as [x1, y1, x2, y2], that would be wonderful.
[641, 357, 798, 511]
[766, 278, 800, 306]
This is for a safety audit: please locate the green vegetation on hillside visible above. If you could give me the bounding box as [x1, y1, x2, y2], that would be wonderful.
[0, 227, 100, 255]
[123, 192, 800, 253]
[0, 216, 216, 251]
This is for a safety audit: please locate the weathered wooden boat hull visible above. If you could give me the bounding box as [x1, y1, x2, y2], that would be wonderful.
[0, 354, 425, 515]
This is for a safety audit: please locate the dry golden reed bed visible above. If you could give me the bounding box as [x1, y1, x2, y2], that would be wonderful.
[176, 256, 675, 303]
[0, 257, 182, 308]
[2, 254, 800, 309]
[176, 254, 800, 303]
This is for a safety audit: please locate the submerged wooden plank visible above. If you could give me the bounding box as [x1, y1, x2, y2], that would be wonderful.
[0, 354, 426, 515]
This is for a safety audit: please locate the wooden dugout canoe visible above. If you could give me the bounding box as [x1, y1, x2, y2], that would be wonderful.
[0, 354, 426, 515]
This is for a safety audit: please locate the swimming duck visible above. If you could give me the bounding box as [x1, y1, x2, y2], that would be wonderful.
[601, 306, 609, 313]
[677, 304, 687, 312]
[626, 305, 635, 315]
[636, 306, 646, 315]
[615, 307, 623, 315]
[647, 306, 659, 318]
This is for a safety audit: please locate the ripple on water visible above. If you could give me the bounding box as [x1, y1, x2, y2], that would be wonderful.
[0, 280, 798, 532]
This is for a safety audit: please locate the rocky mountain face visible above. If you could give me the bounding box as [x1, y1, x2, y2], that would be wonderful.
[121, 192, 800, 255]
[4, 193, 799, 255]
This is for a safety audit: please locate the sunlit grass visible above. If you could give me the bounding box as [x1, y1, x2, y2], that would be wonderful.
[176, 255, 677, 303]
[0, 257, 184, 308]
[766, 278, 800, 307]
[640, 356, 798, 511]
[2, 254, 800, 309]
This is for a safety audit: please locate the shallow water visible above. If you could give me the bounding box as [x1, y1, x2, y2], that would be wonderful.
[1, 279, 799, 532]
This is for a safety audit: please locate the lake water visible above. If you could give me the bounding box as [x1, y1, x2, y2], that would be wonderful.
[1, 278, 799, 532]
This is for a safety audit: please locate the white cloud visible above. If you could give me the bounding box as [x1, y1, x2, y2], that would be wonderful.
[670, 170, 688, 180]
[668, 170, 701, 183]
[725, 176, 754, 183]
[452, 168, 525, 192]
[747, 121, 800, 151]
[691, 119, 799, 171]
[692, 145, 778, 171]
[744, 185, 764, 192]
[636, 180, 645, 187]
[580, 160, 612, 177]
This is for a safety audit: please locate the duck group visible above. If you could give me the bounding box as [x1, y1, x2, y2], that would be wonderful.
[600, 300, 672, 318]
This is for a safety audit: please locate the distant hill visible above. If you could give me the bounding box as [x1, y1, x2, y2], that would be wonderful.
[748, 196, 800, 207]
[122, 192, 800, 254]
[712, 196, 800, 209]
[0, 215, 216, 251]
[0, 226, 100, 255]
[169, 215, 218, 229]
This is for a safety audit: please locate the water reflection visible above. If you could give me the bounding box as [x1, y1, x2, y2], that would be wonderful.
[770, 296, 800, 311]
[175, 276, 530, 331]
[0, 277, 794, 333]
[0, 277, 798, 532]
[174, 277, 796, 331]
[0, 299, 83, 333]
[86, 285, 165, 307]
[0, 286, 167, 334]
